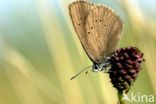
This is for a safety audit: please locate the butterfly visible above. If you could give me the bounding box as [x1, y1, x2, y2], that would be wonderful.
[69, 0, 123, 80]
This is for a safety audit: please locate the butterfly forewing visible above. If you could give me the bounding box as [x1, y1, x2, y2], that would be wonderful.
[69, 1, 97, 61]
[69, 1, 123, 63]
[85, 5, 123, 62]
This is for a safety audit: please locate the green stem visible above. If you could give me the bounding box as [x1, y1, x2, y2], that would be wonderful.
[117, 91, 126, 104]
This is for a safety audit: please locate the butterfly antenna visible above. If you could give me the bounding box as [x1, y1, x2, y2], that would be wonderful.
[70, 65, 92, 80]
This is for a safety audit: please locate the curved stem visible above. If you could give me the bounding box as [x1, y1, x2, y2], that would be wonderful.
[117, 91, 126, 104]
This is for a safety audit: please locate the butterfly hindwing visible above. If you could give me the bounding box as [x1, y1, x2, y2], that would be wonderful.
[85, 5, 123, 62]
[69, 1, 123, 63]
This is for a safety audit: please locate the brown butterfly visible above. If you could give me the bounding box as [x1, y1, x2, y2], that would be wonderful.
[69, 0, 123, 80]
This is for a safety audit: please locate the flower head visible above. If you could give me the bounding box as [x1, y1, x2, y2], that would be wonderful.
[109, 47, 145, 93]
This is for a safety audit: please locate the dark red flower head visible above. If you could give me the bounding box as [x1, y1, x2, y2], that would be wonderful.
[109, 46, 145, 93]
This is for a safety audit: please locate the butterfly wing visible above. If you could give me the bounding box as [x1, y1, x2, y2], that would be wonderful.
[69, 1, 97, 62]
[85, 5, 123, 62]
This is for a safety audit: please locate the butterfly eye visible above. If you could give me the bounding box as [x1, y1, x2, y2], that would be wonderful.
[91, 27, 93, 29]
[104, 24, 107, 26]
[100, 20, 102, 22]
[95, 20, 98, 22]
[80, 18, 83, 20]
[88, 32, 90, 34]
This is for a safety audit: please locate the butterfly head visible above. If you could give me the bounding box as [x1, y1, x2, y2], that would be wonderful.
[92, 56, 111, 72]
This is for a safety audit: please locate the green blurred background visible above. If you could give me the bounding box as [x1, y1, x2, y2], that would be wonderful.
[0, 0, 155, 104]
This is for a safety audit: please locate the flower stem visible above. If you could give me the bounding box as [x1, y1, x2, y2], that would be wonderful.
[117, 91, 126, 104]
